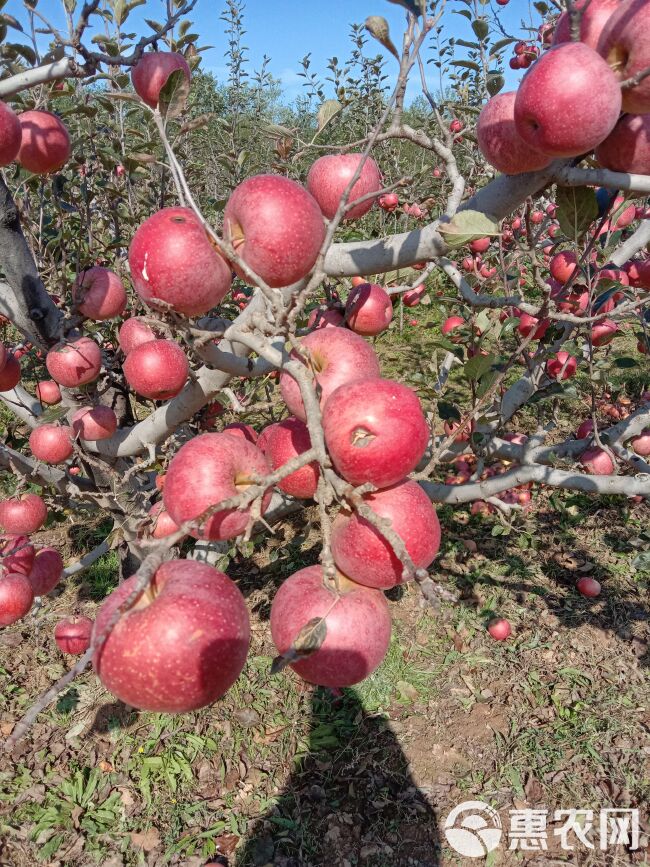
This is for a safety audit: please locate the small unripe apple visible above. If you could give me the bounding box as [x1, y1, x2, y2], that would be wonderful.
[487, 618, 511, 640]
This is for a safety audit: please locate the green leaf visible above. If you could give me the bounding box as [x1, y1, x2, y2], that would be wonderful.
[159, 67, 190, 119]
[556, 186, 599, 242]
[471, 18, 489, 40]
[451, 59, 481, 72]
[613, 357, 638, 368]
[486, 73, 505, 96]
[437, 401, 461, 422]
[490, 37, 517, 54]
[455, 38, 480, 49]
[316, 99, 342, 132]
[438, 209, 500, 248]
[464, 351, 497, 381]
[632, 551, 650, 572]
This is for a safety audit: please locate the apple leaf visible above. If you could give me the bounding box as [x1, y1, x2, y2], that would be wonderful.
[556, 186, 599, 242]
[471, 18, 489, 40]
[486, 72, 505, 96]
[316, 99, 342, 133]
[270, 617, 327, 675]
[159, 68, 190, 119]
[438, 210, 500, 248]
[464, 351, 497, 382]
[437, 401, 461, 422]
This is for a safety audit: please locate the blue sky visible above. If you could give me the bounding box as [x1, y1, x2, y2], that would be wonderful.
[6, 0, 541, 102]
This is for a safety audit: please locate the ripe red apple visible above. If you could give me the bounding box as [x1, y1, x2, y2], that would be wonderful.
[123, 339, 189, 400]
[576, 418, 595, 439]
[322, 378, 429, 488]
[576, 576, 602, 597]
[54, 616, 93, 654]
[0, 341, 5, 372]
[223, 174, 325, 288]
[73, 267, 127, 320]
[280, 327, 380, 422]
[35, 380, 62, 405]
[29, 424, 73, 464]
[118, 316, 158, 354]
[631, 429, 650, 456]
[596, 113, 650, 175]
[129, 207, 232, 316]
[514, 43, 622, 157]
[270, 565, 391, 687]
[263, 417, 319, 499]
[93, 559, 250, 712]
[148, 501, 182, 539]
[0, 494, 47, 535]
[477, 92, 552, 175]
[17, 110, 70, 173]
[345, 282, 392, 336]
[306, 154, 382, 220]
[469, 237, 490, 254]
[0, 101, 22, 166]
[591, 319, 618, 346]
[553, 0, 620, 49]
[0, 355, 21, 391]
[379, 192, 399, 211]
[518, 313, 550, 340]
[0, 573, 34, 626]
[71, 406, 118, 441]
[131, 51, 191, 108]
[546, 350, 577, 380]
[27, 547, 63, 595]
[449, 118, 463, 133]
[441, 316, 467, 342]
[0, 534, 35, 577]
[402, 285, 425, 307]
[307, 306, 344, 330]
[487, 617, 511, 640]
[331, 480, 440, 589]
[45, 336, 102, 387]
[597, 0, 650, 113]
[223, 422, 258, 444]
[163, 432, 272, 540]
[580, 446, 614, 474]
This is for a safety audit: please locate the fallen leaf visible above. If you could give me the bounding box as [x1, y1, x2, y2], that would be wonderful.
[215, 833, 239, 855]
[130, 827, 161, 851]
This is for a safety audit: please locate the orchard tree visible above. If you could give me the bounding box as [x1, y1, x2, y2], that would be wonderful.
[0, 0, 649, 747]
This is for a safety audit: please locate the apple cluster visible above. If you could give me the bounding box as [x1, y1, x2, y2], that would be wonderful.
[478, 0, 650, 177]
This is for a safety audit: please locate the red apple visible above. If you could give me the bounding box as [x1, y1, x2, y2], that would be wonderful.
[0, 101, 22, 166]
[29, 424, 73, 464]
[279, 327, 380, 422]
[71, 406, 118, 441]
[514, 43, 622, 157]
[118, 316, 158, 354]
[631, 429, 650, 456]
[0, 534, 35, 577]
[54, 616, 93, 654]
[576, 576, 602, 597]
[488, 617, 511, 640]
[73, 267, 127, 320]
[546, 350, 577, 380]
[469, 237, 490, 254]
[307, 306, 344, 329]
[576, 418, 595, 439]
[596, 113, 650, 175]
[477, 91, 551, 175]
[270, 565, 391, 687]
[402, 285, 425, 307]
[17, 110, 70, 174]
[131, 51, 191, 109]
[0, 494, 47, 535]
[331, 480, 440, 589]
[597, 0, 650, 113]
[263, 417, 319, 500]
[591, 319, 618, 346]
[449, 118, 464, 133]
[345, 282, 392, 336]
[93, 559, 250, 712]
[0, 341, 5, 372]
[27, 547, 63, 595]
[148, 501, 182, 539]
[123, 339, 188, 400]
[0, 573, 34, 626]
[379, 192, 399, 211]
[0, 355, 21, 391]
[35, 380, 62, 405]
[322, 377, 429, 488]
[46, 336, 102, 387]
[129, 207, 231, 316]
[307, 154, 382, 221]
[580, 446, 614, 474]
[163, 432, 272, 540]
[553, 0, 620, 49]
[223, 422, 258, 444]
[518, 313, 550, 340]
[441, 315, 466, 341]
[223, 174, 325, 288]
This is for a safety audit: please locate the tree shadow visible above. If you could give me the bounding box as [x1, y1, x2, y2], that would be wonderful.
[235, 687, 440, 867]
